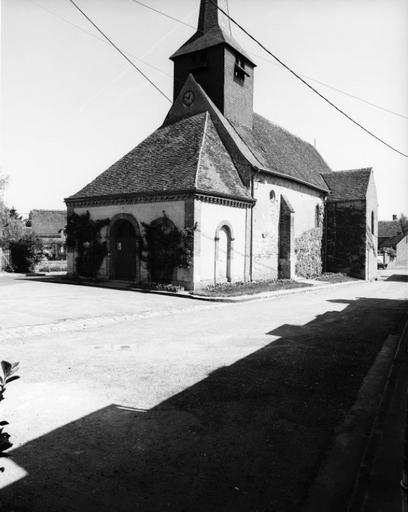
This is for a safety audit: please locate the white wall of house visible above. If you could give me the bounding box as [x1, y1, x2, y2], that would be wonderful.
[194, 199, 248, 287]
[365, 172, 379, 280]
[67, 200, 186, 280]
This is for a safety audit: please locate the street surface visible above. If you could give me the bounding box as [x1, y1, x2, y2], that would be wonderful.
[0, 269, 407, 511]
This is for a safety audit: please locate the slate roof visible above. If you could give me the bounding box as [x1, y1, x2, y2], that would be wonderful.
[170, 26, 254, 64]
[29, 210, 67, 237]
[378, 220, 405, 248]
[233, 114, 332, 191]
[67, 112, 252, 202]
[170, 0, 254, 64]
[321, 168, 372, 202]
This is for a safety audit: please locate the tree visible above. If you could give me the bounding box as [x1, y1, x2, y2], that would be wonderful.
[399, 213, 408, 236]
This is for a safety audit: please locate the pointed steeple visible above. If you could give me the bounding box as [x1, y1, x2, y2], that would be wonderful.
[197, 0, 232, 36]
[170, 0, 253, 63]
[170, 0, 256, 129]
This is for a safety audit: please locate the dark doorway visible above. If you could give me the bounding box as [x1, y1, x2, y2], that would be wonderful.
[111, 220, 138, 281]
[278, 195, 294, 279]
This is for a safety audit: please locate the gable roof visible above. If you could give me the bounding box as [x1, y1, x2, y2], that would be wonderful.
[321, 168, 372, 202]
[29, 210, 67, 237]
[378, 220, 403, 238]
[378, 220, 408, 249]
[233, 114, 332, 191]
[67, 112, 252, 203]
[377, 220, 405, 249]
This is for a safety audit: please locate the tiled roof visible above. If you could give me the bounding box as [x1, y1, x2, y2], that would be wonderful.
[233, 114, 332, 191]
[29, 210, 67, 237]
[321, 168, 372, 202]
[377, 220, 404, 249]
[378, 220, 402, 238]
[67, 112, 252, 202]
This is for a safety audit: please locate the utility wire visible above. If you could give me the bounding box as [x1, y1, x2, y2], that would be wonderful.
[131, 0, 196, 29]
[67, 0, 172, 103]
[129, 0, 408, 121]
[209, 0, 407, 157]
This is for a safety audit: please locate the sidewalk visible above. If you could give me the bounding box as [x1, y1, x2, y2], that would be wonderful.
[356, 320, 408, 511]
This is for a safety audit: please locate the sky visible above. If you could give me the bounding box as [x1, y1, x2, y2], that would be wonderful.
[1, 0, 407, 220]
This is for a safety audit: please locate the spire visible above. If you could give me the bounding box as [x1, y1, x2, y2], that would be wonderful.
[170, 0, 254, 64]
[197, 0, 232, 36]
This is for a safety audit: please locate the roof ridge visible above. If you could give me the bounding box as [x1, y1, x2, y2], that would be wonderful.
[323, 167, 372, 175]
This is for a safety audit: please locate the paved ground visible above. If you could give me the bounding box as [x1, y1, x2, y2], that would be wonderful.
[0, 269, 407, 511]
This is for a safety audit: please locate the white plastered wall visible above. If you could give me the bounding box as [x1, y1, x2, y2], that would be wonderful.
[194, 200, 248, 287]
[68, 201, 186, 280]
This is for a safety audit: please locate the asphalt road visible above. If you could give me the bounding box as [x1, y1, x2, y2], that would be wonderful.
[0, 269, 407, 511]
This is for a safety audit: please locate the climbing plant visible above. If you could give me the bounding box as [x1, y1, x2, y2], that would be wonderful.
[66, 211, 110, 278]
[142, 215, 196, 283]
[0, 361, 20, 472]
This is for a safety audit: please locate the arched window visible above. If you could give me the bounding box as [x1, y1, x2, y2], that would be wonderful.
[371, 211, 375, 235]
[315, 204, 321, 228]
[269, 189, 276, 202]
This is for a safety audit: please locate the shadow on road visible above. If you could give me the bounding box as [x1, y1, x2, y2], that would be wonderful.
[0, 297, 407, 512]
[385, 274, 408, 282]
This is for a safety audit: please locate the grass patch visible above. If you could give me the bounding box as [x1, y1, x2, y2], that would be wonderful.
[193, 279, 312, 297]
[315, 272, 358, 283]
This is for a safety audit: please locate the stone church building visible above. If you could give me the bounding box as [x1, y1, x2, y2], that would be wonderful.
[65, 0, 378, 288]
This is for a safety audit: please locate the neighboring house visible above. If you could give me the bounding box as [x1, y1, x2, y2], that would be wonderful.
[65, 0, 378, 288]
[27, 209, 67, 260]
[378, 218, 408, 267]
[321, 168, 378, 280]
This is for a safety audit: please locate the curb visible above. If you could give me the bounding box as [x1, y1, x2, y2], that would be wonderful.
[34, 275, 361, 303]
[301, 318, 408, 512]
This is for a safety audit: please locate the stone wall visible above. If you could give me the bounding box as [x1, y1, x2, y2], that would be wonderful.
[365, 173, 378, 280]
[325, 200, 367, 278]
[252, 174, 325, 280]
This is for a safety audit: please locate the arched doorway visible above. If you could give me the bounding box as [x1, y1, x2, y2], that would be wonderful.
[110, 218, 138, 281]
[215, 225, 232, 283]
[278, 195, 295, 279]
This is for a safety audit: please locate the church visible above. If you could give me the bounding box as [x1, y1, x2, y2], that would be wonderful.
[65, 0, 378, 289]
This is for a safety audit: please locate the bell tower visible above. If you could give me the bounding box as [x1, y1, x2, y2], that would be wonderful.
[170, 0, 256, 129]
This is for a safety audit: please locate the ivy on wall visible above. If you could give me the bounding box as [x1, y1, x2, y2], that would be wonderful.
[66, 211, 110, 278]
[295, 227, 323, 278]
[141, 214, 196, 283]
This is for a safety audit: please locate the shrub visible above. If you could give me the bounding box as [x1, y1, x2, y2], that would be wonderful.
[295, 228, 323, 278]
[0, 361, 20, 471]
[66, 211, 110, 278]
[9, 234, 43, 272]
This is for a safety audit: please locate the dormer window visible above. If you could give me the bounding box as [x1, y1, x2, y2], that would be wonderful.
[234, 56, 250, 82]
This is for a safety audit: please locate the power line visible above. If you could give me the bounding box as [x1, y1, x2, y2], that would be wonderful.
[209, 0, 407, 158]
[131, 0, 196, 29]
[67, 0, 172, 103]
[128, 0, 408, 121]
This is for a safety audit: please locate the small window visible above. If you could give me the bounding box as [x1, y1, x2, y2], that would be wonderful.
[234, 56, 250, 82]
[269, 190, 276, 202]
[371, 211, 375, 235]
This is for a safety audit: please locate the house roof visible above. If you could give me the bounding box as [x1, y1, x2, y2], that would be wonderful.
[67, 112, 252, 203]
[170, 0, 254, 64]
[29, 210, 67, 237]
[233, 114, 332, 191]
[378, 220, 405, 249]
[321, 168, 372, 202]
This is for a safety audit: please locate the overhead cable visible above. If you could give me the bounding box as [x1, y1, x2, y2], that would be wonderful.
[67, 0, 172, 103]
[208, 0, 407, 157]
